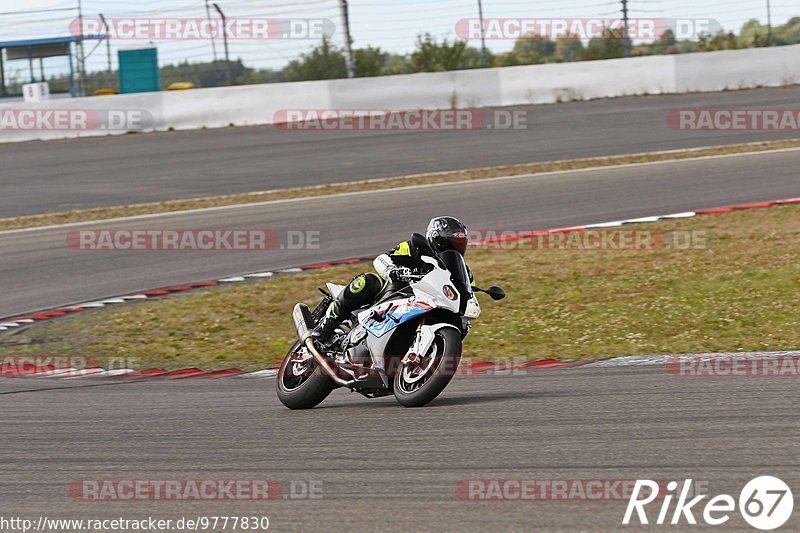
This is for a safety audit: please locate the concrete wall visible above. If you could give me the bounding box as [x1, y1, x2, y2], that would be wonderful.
[674, 45, 800, 93]
[498, 54, 677, 105]
[1, 44, 798, 143]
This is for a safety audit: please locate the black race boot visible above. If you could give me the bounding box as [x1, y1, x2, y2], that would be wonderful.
[311, 303, 344, 349]
[311, 274, 379, 349]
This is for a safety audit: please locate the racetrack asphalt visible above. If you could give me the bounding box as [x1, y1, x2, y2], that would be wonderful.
[2, 88, 800, 532]
[2, 86, 800, 218]
[1, 148, 799, 319]
[1, 365, 797, 531]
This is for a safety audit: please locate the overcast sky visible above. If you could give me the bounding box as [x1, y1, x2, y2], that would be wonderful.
[1, 0, 795, 82]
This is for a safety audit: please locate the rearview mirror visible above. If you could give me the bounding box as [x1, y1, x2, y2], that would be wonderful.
[477, 286, 505, 300]
[486, 286, 506, 300]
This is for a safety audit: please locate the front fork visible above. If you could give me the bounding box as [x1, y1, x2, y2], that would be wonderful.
[402, 318, 427, 365]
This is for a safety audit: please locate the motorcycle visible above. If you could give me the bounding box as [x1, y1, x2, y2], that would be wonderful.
[276, 250, 505, 409]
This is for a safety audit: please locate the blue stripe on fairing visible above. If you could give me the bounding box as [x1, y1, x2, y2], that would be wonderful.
[364, 304, 430, 338]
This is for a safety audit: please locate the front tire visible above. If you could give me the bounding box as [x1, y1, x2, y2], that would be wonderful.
[393, 327, 462, 408]
[276, 341, 336, 409]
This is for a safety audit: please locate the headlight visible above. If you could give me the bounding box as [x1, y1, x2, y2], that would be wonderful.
[464, 296, 481, 319]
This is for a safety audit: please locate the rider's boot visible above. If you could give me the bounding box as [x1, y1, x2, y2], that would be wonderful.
[311, 273, 381, 349]
[311, 301, 345, 349]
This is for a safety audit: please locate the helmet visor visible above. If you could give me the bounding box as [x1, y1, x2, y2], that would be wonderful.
[451, 232, 468, 255]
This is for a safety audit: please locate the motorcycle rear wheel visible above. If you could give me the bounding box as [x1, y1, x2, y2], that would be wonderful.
[276, 341, 336, 409]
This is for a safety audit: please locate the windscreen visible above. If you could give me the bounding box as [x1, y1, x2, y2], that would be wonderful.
[437, 250, 472, 309]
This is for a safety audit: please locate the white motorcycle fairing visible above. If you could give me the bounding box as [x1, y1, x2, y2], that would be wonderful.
[326, 282, 346, 299]
[352, 257, 470, 386]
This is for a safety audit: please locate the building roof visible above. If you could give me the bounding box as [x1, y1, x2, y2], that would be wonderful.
[0, 36, 105, 49]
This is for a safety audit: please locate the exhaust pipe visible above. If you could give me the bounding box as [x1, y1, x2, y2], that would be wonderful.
[293, 304, 354, 388]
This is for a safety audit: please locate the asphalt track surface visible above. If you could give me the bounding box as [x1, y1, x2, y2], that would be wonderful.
[2, 86, 800, 218]
[2, 366, 798, 531]
[2, 89, 800, 532]
[1, 148, 800, 319]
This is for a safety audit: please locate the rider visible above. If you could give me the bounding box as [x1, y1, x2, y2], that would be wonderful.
[311, 216, 471, 346]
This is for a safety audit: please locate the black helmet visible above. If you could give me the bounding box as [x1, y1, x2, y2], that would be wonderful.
[426, 216, 468, 255]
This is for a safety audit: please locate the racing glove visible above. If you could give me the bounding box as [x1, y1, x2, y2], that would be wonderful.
[387, 266, 413, 281]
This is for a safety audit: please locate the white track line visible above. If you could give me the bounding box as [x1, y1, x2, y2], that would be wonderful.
[2, 145, 799, 236]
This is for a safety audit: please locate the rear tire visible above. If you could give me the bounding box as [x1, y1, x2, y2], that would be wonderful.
[393, 327, 461, 408]
[276, 341, 336, 409]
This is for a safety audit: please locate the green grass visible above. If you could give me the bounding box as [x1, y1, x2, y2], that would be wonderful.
[2, 204, 798, 370]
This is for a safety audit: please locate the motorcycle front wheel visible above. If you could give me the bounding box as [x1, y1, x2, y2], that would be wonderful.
[393, 327, 462, 408]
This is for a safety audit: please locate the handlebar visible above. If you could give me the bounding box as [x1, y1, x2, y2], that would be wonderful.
[389, 267, 425, 283]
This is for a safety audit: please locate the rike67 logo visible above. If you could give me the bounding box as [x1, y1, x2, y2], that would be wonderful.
[623, 476, 794, 530]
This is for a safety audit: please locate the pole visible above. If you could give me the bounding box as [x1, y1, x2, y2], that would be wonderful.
[212, 3, 229, 63]
[77, 0, 86, 96]
[339, 0, 355, 78]
[68, 43, 76, 96]
[205, 0, 218, 61]
[100, 13, 112, 74]
[621, 0, 631, 57]
[477, 0, 488, 67]
[28, 47, 34, 83]
[212, 3, 231, 84]
[0, 49, 6, 96]
[766, 0, 773, 46]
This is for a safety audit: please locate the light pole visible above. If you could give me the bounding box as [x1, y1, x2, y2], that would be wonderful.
[477, 0, 488, 67]
[212, 3, 231, 83]
[212, 3, 230, 63]
[621, 0, 631, 57]
[766, 0, 773, 46]
[339, 0, 355, 78]
[99, 13, 111, 74]
[205, 0, 218, 61]
[77, 0, 86, 96]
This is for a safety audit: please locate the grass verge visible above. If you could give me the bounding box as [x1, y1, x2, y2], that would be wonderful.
[2, 138, 800, 232]
[2, 204, 798, 370]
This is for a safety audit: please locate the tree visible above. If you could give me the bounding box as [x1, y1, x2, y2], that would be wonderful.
[410, 33, 483, 72]
[284, 37, 347, 81]
[354, 46, 386, 77]
[581, 27, 625, 60]
[381, 53, 414, 75]
[737, 19, 768, 48]
[698, 30, 738, 51]
[554, 32, 583, 62]
[652, 29, 677, 54]
[777, 16, 800, 44]
[160, 59, 250, 88]
[496, 34, 556, 66]
[461, 45, 494, 68]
